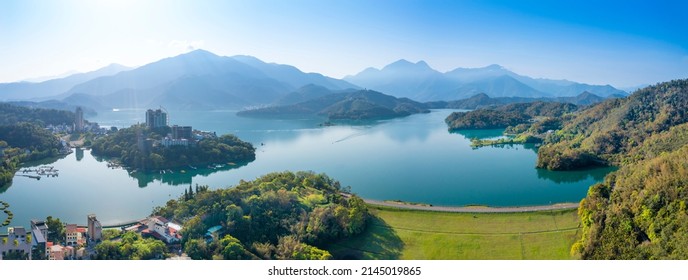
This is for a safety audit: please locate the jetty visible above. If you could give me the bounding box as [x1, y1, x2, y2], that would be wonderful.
[18, 165, 59, 179]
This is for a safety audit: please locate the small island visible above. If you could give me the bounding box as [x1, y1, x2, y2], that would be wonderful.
[238, 89, 429, 121]
[91, 108, 255, 171]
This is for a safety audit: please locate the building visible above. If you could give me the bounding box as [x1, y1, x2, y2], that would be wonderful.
[144, 216, 181, 244]
[171, 125, 193, 140]
[48, 243, 64, 260]
[205, 225, 223, 242]
[31, 220, 49, 258]
[160, 137, 194, 148]
[145, 108, 168, 129]
[65, 224, 85, 246]
[74, 106, 84, 132]
[136, 130, 154, 153]
[87, 214, 102, 242]
[65, 224, 86, 246]
[31, 220, 49, 240]
[0, 227, 32, 260]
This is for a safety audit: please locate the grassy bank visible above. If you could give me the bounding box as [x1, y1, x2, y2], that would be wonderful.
[328, 206, 580, 260]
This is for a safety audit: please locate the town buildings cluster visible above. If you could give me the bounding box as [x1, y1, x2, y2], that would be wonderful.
[44, 106, 109, 135]
[0, 212, 184, 260]
[0, 214, 102, 260]
[140, 108, 216, 151]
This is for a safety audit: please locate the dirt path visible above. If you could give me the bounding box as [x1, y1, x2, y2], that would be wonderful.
[358, 196, 579, 213]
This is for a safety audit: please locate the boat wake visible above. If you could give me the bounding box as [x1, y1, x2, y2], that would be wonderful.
[333, 131, 368, 144]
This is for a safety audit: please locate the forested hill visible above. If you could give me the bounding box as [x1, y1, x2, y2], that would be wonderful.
[525, 79, 688, 259]
[238, 90, 429, 120]
[574, 144, 688, 259]
[537, 79, 688, 170]
[428, 91, 607, 110]
[152, 171, 369, 260]
[445, 101, 578, 130]
[0, 103, 75, 126]
[1, 123, 63, 186]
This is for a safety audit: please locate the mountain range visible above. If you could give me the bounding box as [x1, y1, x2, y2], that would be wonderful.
[344, 60, 627, 101]
[0, 63, 131, 101]
[0, 50, 627, 111]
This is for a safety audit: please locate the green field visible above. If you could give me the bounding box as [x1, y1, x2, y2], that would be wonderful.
[328, 206, 581, 260]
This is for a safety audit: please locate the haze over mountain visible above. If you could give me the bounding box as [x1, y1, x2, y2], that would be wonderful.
[0, 50, 630, 112]
[57, 50, 358, 111]
[345, 60, 628, 101]
[0, 63, 131, 101]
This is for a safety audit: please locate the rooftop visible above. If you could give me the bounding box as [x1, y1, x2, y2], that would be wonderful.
[32, 228, 46, 243]
[65, 224, 77, 233]
[207, 225, 222, 234]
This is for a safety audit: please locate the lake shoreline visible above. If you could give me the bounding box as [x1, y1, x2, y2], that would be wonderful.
[362, 197, 579, 213]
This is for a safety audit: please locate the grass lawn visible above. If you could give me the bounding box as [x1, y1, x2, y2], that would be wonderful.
[328, 206, 581, 260]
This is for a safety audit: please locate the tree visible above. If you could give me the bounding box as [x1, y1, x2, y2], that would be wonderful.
[276, 235, 331, 260]
[184, 238, 209, 260]
[46, 216, 65, 243]
[154, 171, 369, 260]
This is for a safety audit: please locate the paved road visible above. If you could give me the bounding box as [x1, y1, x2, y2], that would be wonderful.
[359, 197, 579, 213]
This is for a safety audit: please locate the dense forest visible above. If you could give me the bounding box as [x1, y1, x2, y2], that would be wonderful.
[94, 231, 167, 260]
[446, 109, 529, 130]
[90, 125, 255, 171]
[152, 171, 369, 260]
[537, 79, 688, 170]
[523, 79, 688, 259]
[0, 104, 75, 185]
[445, 101, 577, 130]
[0, 123, 63, 186]
[0, 103, 75, 126]
[573, 145, 688, 259]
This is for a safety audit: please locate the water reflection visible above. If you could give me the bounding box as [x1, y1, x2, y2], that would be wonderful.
[536, 166, 617, 184]
[129, 162, 251, 187]
[75, 148, 84, 161]
[450, 129, 505, 140]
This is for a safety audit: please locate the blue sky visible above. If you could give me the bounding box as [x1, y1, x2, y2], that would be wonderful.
[1, 0, 686, 87]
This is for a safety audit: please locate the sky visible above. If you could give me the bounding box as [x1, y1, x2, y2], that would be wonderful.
[1, 0, 687, 88]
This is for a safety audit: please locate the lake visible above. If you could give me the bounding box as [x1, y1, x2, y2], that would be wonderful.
[0, 109, 614, 228]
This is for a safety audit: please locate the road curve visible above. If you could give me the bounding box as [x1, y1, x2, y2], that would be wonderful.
[355, 196, 579, 213]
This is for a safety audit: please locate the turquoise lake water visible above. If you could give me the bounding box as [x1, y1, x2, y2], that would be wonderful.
[0, 109, 614, 228]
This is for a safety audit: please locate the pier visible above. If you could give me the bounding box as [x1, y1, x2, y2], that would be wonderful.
[18, 165, 59, 179]
[17, 174, 41, 180]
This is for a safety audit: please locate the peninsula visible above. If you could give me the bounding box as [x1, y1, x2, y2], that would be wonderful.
[90, 108, 255, 171]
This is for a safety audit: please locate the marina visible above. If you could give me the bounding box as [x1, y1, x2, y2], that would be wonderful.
[18, 165, 59, 179]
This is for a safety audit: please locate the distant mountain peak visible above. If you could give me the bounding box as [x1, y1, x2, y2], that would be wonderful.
[383, 59, 434, 72]
[416, 60, 431, 67]
[484, 64, 505, 70]
[384, 59, 414, 69]
[178, 49, 220, 59]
